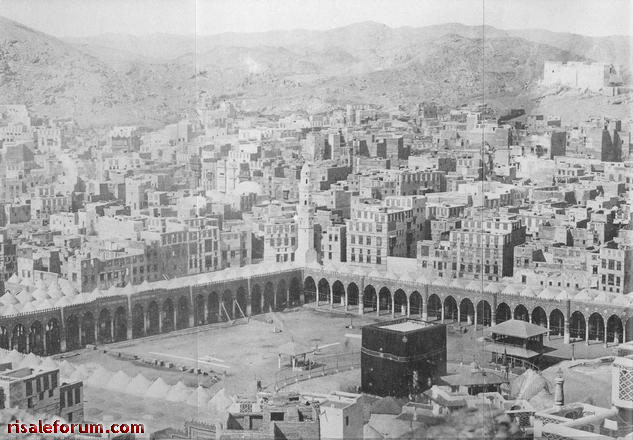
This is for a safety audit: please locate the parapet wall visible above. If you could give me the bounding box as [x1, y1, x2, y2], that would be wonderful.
[543, 61, 611, 91]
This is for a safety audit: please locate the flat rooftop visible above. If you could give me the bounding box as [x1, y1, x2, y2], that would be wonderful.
[378, 320, 431, 333]
[0, 367, 33, 379]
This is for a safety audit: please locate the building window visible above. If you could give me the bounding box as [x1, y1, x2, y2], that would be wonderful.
[270, 412, 284, 421]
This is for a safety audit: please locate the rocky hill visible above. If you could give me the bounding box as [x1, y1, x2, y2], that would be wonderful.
[1, 17, 630, 126]
[0, 16, 197, 127]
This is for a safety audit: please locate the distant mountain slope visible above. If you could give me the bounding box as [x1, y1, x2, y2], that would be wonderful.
[0, 16, 198, 127]
[2, 17, 630, 127]
[506, 28, 632, 74]
[65, 21, 631, 68]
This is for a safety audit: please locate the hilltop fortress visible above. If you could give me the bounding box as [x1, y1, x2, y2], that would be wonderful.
[543, 61, 623, 94]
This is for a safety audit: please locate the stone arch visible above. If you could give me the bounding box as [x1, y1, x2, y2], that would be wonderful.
[393, 289, 407, 316]
[569, 311, 586, 341]
[132, 304, 144, 338]
[221, 290, 233, 321]
[514, 304, 529, 322]
[208, 291, 219, 323]
[45, 318, 61, 354]
[332, 281, 345, 307]
[606, 315, 623, 343]
[303, 276, 317, 303]
[113, 306, 127, 342]
[12, 324, 27, 353]
[428, 294, 442, 320]
[96, 311, 110, 342]
[495, 303, 511, 324]
[276, 279, 287, 310]
[28, 321, 44, 354]
[236, 286, 248, 317]
[378, 287, 392, 316]
[251, 285, 262, 316]
[347, 283, 360, 307]
[443, 296, 458, 321]
[317, 278, 330, 305]
[0, 327, 8, 350]
[147, 301, 160, 335]
[289, 277, 302, 306]
[410, 291, 423, 316]
[531, 307, 547, 328]
[82, 312, 95, 345]
[194, 294, 206, 326]
[176, 296, 189, 330]
[549, 309, 565, 337]
[162, 299, 174, 332]
[363, 285, 377, 313]
[627, 317, 633, 343]
[587, 312, 605, 342]
[476, 300, 492, 326]
[65, 314, 81, 351]
[459, 298, 474, 324]
[264, 282, 275, 312]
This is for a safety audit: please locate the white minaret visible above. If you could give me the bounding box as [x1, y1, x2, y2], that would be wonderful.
[295, 162, 317, 265]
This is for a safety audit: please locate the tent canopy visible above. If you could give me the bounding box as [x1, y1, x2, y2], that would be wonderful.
[485, 319, 549, 339]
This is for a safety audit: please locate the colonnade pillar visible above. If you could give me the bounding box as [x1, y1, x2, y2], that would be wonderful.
[563, 316, 570, 344]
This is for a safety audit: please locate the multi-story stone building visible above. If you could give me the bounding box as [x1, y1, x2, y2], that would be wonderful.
[598, 240, 633, 294]
[418, 216, 526, 280]
[346, 197, 412, 266]
[321, 223, 346, 264]
[0, 229, 16, 282]
[0, 364, 83, 423]
[260, 216, 297, 264]
[220, 221, 252, 268]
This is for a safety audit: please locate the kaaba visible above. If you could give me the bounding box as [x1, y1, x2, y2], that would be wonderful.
[361, 318, 447, 397]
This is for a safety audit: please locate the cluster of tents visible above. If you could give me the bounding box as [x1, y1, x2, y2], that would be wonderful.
[0, 349, 234, 412]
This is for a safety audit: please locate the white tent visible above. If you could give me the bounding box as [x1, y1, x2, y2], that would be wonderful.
[107, 370, 132, 392]
[185, 385, 212, 408]
[145, 377, 171, 399]
[127, 373, 152, 396]
[165, 380, 193, 402]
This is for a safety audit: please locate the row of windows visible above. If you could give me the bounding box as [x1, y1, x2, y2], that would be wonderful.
[275, 253, 295, 263]
[265, 225, 296, 234]
[349, 254, 381, 264]
[601, 274, 622, 286]
[348, 222, 383, 233]
[350, 235, 382, 246]
[25, 373, 57, 396]
[269, 237, 296, 247]
[350, 248, 381, 257]
[60, 387, 81, 408]
[27, 389, 54, 408]
[601, 259, 623, 271]
[422, 260, 500, 274]
[451, 234, 509, 245]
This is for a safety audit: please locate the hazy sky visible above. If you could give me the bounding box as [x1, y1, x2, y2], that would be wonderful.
[1, 0, 631, 38]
